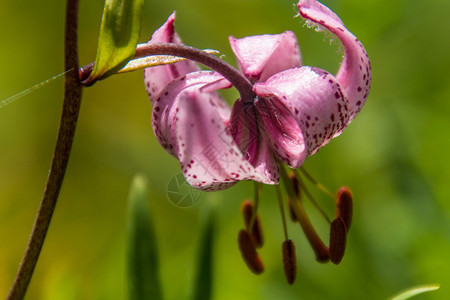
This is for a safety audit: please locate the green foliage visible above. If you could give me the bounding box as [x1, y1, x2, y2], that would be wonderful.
[88, 0, 144, 82]
[391, 284, 440, 300]
[191, 209, 215, 300]
[127, 174, 163, 300]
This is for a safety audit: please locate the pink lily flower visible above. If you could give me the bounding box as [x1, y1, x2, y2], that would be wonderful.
[144, 0, 371, 191]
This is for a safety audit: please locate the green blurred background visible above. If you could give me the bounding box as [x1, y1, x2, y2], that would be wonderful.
[1, 0, 449, 299]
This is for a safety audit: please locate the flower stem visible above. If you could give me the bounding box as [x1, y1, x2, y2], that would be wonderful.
[7, 1, 82, 299]
[79, 42, 257, 103]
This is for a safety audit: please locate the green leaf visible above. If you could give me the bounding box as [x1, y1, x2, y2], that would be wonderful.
[87, 0, 143, 83]
[191, 208, 216, 300]
[391, 284, 440, 300]
[127, 174, 163, 300]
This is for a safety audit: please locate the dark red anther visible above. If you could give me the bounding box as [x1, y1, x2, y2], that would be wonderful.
[329, 217, 347, 265]
[282, 239, 297, 285]
[336, 187, 353, 232]
[289, 172, 301, 198]
[238, 229, 264, 274]
[241, 200, 264, 248]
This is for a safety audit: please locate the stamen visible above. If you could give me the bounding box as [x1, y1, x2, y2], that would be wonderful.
[241, 200, 264, 248]
[282, 239, 297, 285]
[287, 172, 300, 222]
[287, 198, 298, 222]
[289, 171, 301, 198]
[329, 217, 347, 265]
[280, 166, 329, 262]
[293, 169, 331, 224]
[299, 167, 335, 200]
[238, 229, 264, 274]
[336, 187, 353, 232]
[275, 185, 289, 241]
[249, 182, 261, 233]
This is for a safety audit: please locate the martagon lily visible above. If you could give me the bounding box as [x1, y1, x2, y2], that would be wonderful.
[144, 0, 371, 192]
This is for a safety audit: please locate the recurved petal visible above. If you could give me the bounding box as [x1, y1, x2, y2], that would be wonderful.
[173, 92, 273, 191]
[229, 31, 302, 83]
[144, 12, 199, 103]
[254, 96, 307, 168]
[254, 66, 350, 156]
[298, 0, 371, 120]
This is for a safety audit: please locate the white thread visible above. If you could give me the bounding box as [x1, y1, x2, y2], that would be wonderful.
[0, 69, 72, 109]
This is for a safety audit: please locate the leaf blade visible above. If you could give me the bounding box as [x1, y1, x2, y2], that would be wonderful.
[191, 208, 216, 300]
[127, 174, 163, 300]
[391, 284, 440, 300]
[87, 0, 143, 83]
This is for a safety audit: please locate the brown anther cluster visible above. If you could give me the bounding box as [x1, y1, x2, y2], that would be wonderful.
[237, 175, 354, 285]
[238, 200, 265, 274]
[241, 200, 264, 248]
[238, 198, 299, 284]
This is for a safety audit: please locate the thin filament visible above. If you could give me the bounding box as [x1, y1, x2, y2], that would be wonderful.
[299, 167, 334, 199]
[294, 169, 331, 224]
[275, 185, 289, 240]
[0, 69, 72, 110]
[249, 182, 261, 232]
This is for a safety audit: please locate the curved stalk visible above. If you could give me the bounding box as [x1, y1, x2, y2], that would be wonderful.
[79, 43, 257, 103]
[7, 0, 82, 299]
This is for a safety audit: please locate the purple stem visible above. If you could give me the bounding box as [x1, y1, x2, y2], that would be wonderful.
[7, 0, 82, 299]
[80, 43, 257, 103]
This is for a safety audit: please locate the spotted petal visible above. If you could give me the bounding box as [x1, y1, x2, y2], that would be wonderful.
[152, 71, 230, 157]
[144, 12, 199, 103]
[153, 71, 271, 191]
[229, 31, 302, 83]
[298, 0, 371, 120]
[254, 66, 350, 156]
